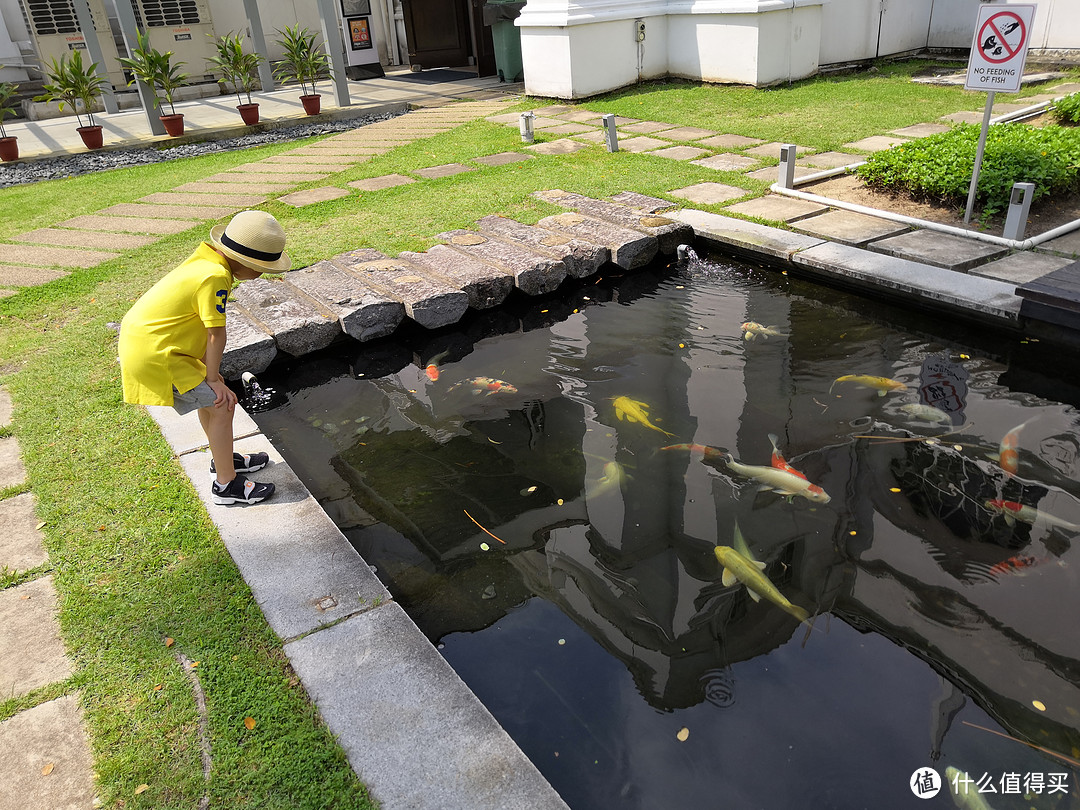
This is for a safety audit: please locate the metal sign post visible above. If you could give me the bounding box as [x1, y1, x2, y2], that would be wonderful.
[962, 3, 1037, 224]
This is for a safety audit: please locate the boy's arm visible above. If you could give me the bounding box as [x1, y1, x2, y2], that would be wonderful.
[204, 326, 236, 411]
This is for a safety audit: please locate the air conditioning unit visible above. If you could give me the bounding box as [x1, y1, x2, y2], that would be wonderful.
[20, 0, 126, 87]
[131, 0, 217, 79]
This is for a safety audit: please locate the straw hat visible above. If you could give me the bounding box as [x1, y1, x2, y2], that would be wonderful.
[209, 211, 291, 273]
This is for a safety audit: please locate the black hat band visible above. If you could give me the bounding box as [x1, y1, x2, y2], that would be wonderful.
[220, 230, 282, 263]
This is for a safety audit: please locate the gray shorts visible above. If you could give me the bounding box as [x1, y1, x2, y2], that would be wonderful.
[172, 381, 218, 415]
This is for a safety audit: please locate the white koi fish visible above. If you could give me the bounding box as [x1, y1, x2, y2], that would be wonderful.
[741, 321, 788, 341]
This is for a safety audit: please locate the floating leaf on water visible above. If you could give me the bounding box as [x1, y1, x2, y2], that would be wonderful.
[134, 784, 149, 795]
[481, 584, 496, 600]
[557, 639, 566, 646]
[557, 499, 564, 505]
[244, 717, 257, 730]
[312, 419, 322, 427]
[41, 762, 54, 776]
[480, 542, 490, 551]
[676, 727, 690, 742]
[960, 353, 970, 359]
[488, 437, 502, 444]
[889, 488, 901, 493]
[521, 486, 538, 496]
[849, 531, 857, 536]
[1033, 700, 1047, 711]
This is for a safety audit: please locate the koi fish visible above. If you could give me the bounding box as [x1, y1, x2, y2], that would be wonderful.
[944, 768, 998, 810]
[985, 500, 1080, 533]
[660, 443, 726, 461]
[586, 460, 627, 498]
[423, 350, 449, 381]
[830, 375, 907, 397]
[996, 418, 1033, 476]
[987, 553, 1062, 578]
[714, 523, 810, 624]
[722, 453, 831, 504]
[613, 396, 674, 437]
[741, 321, 788, 341]
[449, 376, 518, 396]
[899, 403, 952, 425]
[767, 433, 807, 480]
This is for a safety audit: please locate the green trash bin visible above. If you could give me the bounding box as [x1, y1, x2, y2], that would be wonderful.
[484, 0, 525, 83]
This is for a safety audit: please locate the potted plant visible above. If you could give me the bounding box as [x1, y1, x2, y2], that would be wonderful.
[208, 32, 265, 125]
[273, 24, 330, 115]
[119, 30, 189, 136]
[34, 50, 107, 150]
[0, 82, 18, 161]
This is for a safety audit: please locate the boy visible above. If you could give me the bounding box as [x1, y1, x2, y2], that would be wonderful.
[119, 210, 291, 505]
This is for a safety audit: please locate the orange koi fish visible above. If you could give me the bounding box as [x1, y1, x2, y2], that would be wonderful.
[661, 443, 726, 461]
[997, 419, 1033, 476]
[767, 433, 807, 481]
[987, 554, 1061, 578]
[830, 375, 907, 397]
[449, 376, 518, 396]
[985, 500, 1080, 533]
[422, 350, 448, 382]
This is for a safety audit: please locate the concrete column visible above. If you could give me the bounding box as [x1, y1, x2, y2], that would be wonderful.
[113, 0, 167, 136]
[241, 0, 276, 93]
[70, 0, 118, 113]
[315, 0, 352, 107]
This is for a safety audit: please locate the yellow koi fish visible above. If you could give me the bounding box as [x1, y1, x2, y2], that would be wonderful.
[613, 396, 674, 437]
[723, 453, 831, 504]
[830, 374, 907, 397]
[741, 321, 788, 341]
[586, 460, 627, 498]
[714, 523, 810, 624]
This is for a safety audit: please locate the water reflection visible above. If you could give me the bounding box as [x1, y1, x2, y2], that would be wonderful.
[253, 253, 1080, 808]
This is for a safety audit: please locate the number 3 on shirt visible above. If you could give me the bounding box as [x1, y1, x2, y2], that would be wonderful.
[216, 288, 227, 314]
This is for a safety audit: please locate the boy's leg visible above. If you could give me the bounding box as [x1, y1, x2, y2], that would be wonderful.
[198, 405, 236, 486]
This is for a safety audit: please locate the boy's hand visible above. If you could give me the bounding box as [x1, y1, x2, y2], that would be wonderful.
[207, 377, 237, 411]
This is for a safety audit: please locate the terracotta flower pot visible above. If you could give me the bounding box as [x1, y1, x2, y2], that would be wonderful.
[0, 136, 17, 162]
[77, 125, 104, 150]
[160, 113, 185, 137]
[300, 94, 321, 116]
[237, 103, 260, 125]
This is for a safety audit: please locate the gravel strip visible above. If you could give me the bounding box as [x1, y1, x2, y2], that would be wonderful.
[0, 110, 404, 189]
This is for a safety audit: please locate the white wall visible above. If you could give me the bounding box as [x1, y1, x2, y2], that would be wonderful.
[818, 0, 879, 63]
[927, 0, 983, 49]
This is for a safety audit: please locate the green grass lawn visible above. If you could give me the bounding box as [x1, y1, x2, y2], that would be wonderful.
[0, 61, 1069, 808]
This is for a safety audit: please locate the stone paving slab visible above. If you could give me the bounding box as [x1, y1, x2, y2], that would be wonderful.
[475, 215, 609, 279]
[147, 397, 259, 457]
[232, 278, 341, 357]
[0, 265, 69, 287]
[290, 146, 389, 157]
[0, 388, 11, 426]
[535, 189, 691, 254]
[670, 207, 826, 262]
[796, 151, 863, 169]
[539, 122, 596, 135]
[322, 138, 414, 148]
[844, 135, 909, 152]
[550, 109, 604, 123]
[619, 121, 678, 135]
[267, 154, 365, 165]
[650, 145, 710, 160]
[234, 162, 349, 174]
[285, 601, 570, 810]
[12, 228, 156, 251]
[571, 130, 607, 144]
[98, 202, 237, 220]
[869, 229, 1009, 271]
[57, 214, 198, 235]
[793, 240, 1021, 324]
[608, 192, 678, 213]
[668, 182, 748, 205]
[0, 695, 96, 810]
[472, 152, 532, 167]
[745, 165, 818, 183]
[287, 259, 405, 342]
[205, 171, 328, 184]
[414, 163, 475, 179]
[175, 181, 295, 195]
[793, 209, 911, 246]
[0, 289, 18, 299]
[971, 252, 1074, 285]
[534, 212, 656, 270]
[890, 123, 951, 138]
[486, 111, 527, 124]
[524, 116, 571, 129]
[347, 174, 417, 191]
[0, 244, 117, 269]
[139, 191, 268, 207]
[698, 133, 766, 150]
[692, 153, 760, 171]
[615, 136, 669, 153]
[725, 195, 830, 223]
[1038, 229, 1080, 258]
[743, 142, 811, 160]
[654, 126, 717, 141]
[0, 577, 72, 699]
[523, 139, 590, 155]
[940, 111, 985, 125]
[400, 245, 515, 310]
[0, 493, 47, 572]
[278, 187, 352, 207]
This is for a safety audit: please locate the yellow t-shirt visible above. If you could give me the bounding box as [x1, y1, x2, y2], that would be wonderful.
[119, 243, 233, 406]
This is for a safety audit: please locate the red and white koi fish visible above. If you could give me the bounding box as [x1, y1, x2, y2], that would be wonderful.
[741, 321, 788, 341]
[830, 375, 907, 397]
[767, 433, 808, 481]
[449, 376, 518, 396]
[996, 418, 1034, 476]
[985, 500, 1080, 533]
[987, 553, 1064, 578]
[722, 454, 831, 504]
[660, 443, 726, 461]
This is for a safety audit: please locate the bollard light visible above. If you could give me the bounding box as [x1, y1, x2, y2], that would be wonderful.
[602, 113, 619, 152]
[520, 111, 535, 143]
[1003, 182, 1035, 242]
[778, 144, 797, 189]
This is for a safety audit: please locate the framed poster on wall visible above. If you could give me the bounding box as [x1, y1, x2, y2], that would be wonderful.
[347, 16, 373, 50]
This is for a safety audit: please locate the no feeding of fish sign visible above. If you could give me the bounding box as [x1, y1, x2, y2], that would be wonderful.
[964, 4, 1037, 94]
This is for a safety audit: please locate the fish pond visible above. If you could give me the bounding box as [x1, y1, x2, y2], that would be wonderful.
[251, 250, 1080, 810]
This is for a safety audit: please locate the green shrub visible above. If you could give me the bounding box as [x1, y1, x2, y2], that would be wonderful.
[1052, 92, 1080, 125]
[856, 123, 1080, 217]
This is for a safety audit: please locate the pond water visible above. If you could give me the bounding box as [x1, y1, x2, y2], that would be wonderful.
[252, 251, 1080, 810]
